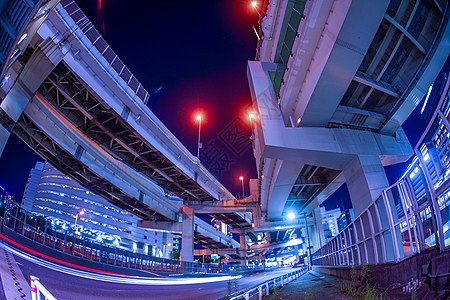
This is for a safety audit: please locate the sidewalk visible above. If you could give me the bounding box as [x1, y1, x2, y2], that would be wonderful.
[0, 245, 30, 300]
[265, 270, 449, 300]
[266, 270, 352, 300]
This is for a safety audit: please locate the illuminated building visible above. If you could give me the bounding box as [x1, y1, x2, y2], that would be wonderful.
[22, 162, 179, 257]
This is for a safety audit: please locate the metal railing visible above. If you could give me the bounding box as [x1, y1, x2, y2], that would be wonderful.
[313, 73, 450, 267]
[272, 0, 308, 101]
[2, 208, 263, 275]
[31, 275, 57, 300]
[226, 267, 308, 300]
[56, 0, 150, 105]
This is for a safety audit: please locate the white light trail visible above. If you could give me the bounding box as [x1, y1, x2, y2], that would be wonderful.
[0, 243, 241, 285]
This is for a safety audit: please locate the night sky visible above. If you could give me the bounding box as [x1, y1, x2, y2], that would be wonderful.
[0, 0, 431, 214]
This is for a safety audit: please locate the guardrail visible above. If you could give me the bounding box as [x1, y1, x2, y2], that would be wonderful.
[1, 209, 263, 275]
[226, 267, 308, 300]
[312, 76, 450, 267]
[57, 0, 150, 105]
[31, 275, 57, 300]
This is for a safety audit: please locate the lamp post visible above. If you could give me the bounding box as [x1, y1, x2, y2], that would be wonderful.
[239, 176, 245, 198]
[196, 114, 202, 161]
[251, 1, 262, 17]
[72, 209, 84, 252]
[74, 209, 84, 235]
[304, 213, 312, 270]
[163, 243, 166, 261]
[249, 112, 256, 140]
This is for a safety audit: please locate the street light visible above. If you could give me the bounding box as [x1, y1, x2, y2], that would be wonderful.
[251, 1, 262, 17]
[163, 243, 166, 262]
[248, 112, 256, 140]
[304, 213, 312, 269]
[74, 209, 85, 235]
[196, 114, 202, 161]
[287, 212, 295, 220]
[239, 176, 245, 198]
[72, 209, 84, 252]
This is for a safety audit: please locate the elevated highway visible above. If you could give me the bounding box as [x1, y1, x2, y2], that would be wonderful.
[247, 0, 450, 252]
[0, 0, 250, 259]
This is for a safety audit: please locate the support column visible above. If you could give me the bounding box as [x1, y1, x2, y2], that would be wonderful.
[294, 244, 300, 263]
[239, 233, 247, 266]
[258, 252, 264, 265]
[181, 204, 194, 262]
[0, 125, 9, 155]
[0, 37, 66, 156]
[309, 207, 325, 253]
[343, 155, 390, 216]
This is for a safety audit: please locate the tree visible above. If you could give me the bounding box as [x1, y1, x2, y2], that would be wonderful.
[168, 248, 180, 260]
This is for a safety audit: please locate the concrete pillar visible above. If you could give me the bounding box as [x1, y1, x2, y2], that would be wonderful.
[239, 233, 247, 266]
[343, 155, 389, 216]
[181, 204, 194, 262]
[294, 244, 300, 262]
[0, 37, 66, 157]
[0, 125, 9, 155]
[162, 232, 168, 258]
[311, 207, 325, 250]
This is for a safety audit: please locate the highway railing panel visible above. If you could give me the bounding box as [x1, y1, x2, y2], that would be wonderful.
[58, 0, 150, 105]
[31, 275, 57, 300]
[313, 74, 450, 267]
[2, 208, 263, 275]
[225, 267, 308, 300]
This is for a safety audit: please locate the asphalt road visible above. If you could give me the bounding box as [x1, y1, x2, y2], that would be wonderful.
[14, 253, 298, 300]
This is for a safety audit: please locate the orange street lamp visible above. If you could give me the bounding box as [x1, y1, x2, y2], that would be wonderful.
[239, 176, 245, 198]
[249, 112, 256, 140]
[196, 114, 202, 161]
[74, 209, 84, 235]
[72, 209, 85, 253]
[251, 1, 262, 17]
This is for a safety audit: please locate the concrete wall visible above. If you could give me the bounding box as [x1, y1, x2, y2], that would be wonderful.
[313, 247, 449, 290]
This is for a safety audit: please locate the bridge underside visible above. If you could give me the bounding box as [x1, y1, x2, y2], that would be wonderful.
[38, 62, 211, 203]
[194, 232, 233, 249]
[14, 113, 239, 248]
[34, 62, 251, 231]
[279, 164, 341, 219]
[13, 113, 166, 221]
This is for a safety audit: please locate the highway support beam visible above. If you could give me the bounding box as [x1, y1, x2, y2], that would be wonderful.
[247, 61, 413, 218]
[239, 233, 247, 266]
[181, 204, 194, 263]
[310, 207, 325, 252]
[343, 155, 390, 216]
[0, 35, 66, 155]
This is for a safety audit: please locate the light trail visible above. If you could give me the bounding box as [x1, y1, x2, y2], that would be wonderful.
[0, 236, 241, 285]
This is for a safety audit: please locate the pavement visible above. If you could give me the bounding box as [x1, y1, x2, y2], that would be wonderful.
[3, 239, 300, 300]
[266, 270, 352, 300]
[0, 246, 30, 300]
[265, 270, 450, 300]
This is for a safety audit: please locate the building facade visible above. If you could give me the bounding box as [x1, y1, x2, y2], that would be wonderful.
[22, 162, 179, 257]
[337, 208, 355, 233]
[320, 206, 341, 243]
